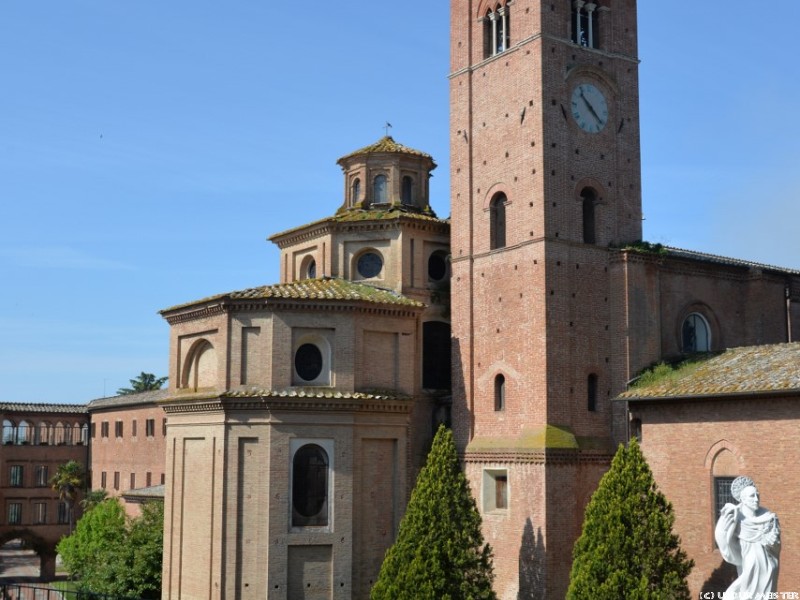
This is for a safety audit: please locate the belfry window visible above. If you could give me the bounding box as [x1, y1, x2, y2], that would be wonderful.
[351, 178, 361, 206]
[401, 176, 413, 205]
[292, 444, 329, 527]
[489, 192, 507, 250]
[682, 313, 711, 353]
[572, 1, 600, 49]
[373, 174, 387, 203]
[483, 4, 510, 58]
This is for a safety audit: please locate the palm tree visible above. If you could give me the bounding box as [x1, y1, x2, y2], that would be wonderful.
[50, 460, 85, 533]
[116, 372, 168, 396]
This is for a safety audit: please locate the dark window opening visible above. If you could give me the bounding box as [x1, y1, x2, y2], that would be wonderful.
[292, 444, 329, 527]
[428, 251, 448, 282]
[490, 193, 507, 250]
[145, 419, 155, 437]
[8, 503, 21, 525]
[373, 174, 387, 203]
[402, 176, 413, 204]
[35, 466, 48, 487]
[295, 343, 324, 382]
[587, 373, 598, 412]
[57, 502, 68, 524]
[351, 178, 361, 205]
[307, 259, 316, 279]
[495, 475, 508, 509]
[494, 374, 506, 411]
[101, 421, 109, 438]
[422, 321, 452, 390]
[115, 421, 123, 438]
[630, 418, 642, 441]
[581, 187, 597, 244]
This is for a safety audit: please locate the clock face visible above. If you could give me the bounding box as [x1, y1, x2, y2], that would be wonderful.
[570, 84, 609, 133]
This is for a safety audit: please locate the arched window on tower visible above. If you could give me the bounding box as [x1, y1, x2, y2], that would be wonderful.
[581, 187, 597, 244]
[401, 176, 413, 205]
[483, 4, 510, 58]
[351, 178, 361, 206]
[494, 374, 505, 411]
[572, 1, 600, 49]
[682, 313, 711, 353]
[373, 174, 387, 204]
[489, 192, 507, 250]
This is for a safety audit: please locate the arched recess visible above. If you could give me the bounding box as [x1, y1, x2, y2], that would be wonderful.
[2, 419, 15, 444]
[706, 440, 744, 527]
[574, 178, 605, 244]
[182, 339, 217, 390]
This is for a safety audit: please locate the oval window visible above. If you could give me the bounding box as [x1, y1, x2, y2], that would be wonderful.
[357, 252, 383, 278]
[295, 343, 323, 381]
[428, 252, 448, 281]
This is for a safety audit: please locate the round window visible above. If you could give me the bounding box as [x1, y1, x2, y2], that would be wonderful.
[295, 343, 323, 381]
[428, 252, 448, 281]
[357, 252, 383, 278]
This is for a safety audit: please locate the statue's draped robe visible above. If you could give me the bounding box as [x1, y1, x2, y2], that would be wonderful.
[715, 507, 780, 599]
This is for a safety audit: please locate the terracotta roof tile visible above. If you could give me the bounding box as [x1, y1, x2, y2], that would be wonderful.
[161, 277, 425, 313]
[268, 207, 447, 241]
[88, 389, 170, 410]
[337, 136, 433, 163]
[664, 246, 800, 275]
[0, 402, 87, 414]
[620, 343, 800, 400]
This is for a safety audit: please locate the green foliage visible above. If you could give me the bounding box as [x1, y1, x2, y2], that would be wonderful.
[57, 498, 164, 599]
[50, 460, 85, 532]
[371, 425, 496, 600]
[80, 489, 108, 512]
[116, 372, 168, 395]
[631, 356, 711, 389]
[568, 439, 693, 600]
[615, 240, 668, 255]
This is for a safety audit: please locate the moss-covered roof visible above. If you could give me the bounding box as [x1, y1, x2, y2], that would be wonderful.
[663, 246, 799, 275]
[268, 207, 448, 241]
[620, 343, 800, 400]
[337, 136, 433, 164]
[161, 277, 425, 313]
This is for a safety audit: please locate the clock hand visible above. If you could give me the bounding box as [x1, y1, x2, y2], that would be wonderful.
[579, 90, 602, 124]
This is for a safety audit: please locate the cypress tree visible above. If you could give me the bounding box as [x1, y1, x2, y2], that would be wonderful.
[371, 425, 497, 600]
[568, 438, 693, 599]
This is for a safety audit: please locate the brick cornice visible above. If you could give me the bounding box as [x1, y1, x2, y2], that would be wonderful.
[461, 449, 612, 465]
[160, 393, 413, 416]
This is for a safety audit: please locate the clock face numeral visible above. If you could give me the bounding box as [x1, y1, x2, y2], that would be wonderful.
[570, 83, 609, 133]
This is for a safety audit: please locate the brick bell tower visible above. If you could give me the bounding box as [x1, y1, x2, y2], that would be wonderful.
[449, 1, 642, 597]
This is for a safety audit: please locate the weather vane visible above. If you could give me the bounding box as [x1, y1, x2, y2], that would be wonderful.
[384, 121, 392, 136]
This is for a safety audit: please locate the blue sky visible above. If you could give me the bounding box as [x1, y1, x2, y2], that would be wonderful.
[1, 2, 798, 403]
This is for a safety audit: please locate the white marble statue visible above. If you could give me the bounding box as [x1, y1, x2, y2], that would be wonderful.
[714, 476, 780, 599]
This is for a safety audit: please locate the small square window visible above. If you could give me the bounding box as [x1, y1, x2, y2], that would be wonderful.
[482, 469, 509, 512]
